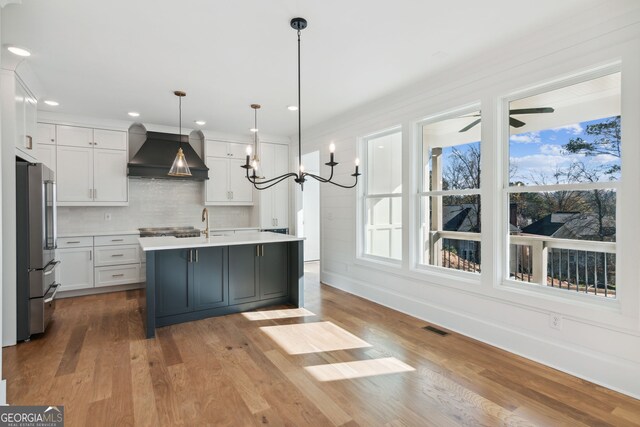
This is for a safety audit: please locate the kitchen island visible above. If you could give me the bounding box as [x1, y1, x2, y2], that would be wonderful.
[139, 232, 304, 338]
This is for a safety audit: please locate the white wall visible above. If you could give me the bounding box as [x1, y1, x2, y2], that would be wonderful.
[301, 151, 320, 261]
[299, 3, 640, 398]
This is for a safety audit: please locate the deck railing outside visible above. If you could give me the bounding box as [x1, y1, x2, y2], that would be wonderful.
[428, 231, 616, 298]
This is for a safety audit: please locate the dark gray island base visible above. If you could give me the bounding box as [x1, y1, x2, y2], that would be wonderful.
[143, 239, 304, 338]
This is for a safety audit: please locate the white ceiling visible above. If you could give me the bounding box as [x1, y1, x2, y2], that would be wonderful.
[2, 0, 600, 137]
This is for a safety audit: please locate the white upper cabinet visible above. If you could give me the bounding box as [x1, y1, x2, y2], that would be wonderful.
[34, 123, 57, 172]
[93, 149, 128, 202]
[14, 78, 37, 159]
[204, 140, 253, 206]
[55, 124, 128, 206]
[35, 123, 56, 145]
[259, 142, 289, 229]
[57, 125, 93, 148]
[93, 129, 127, 151]
[57, 146, 94, 202]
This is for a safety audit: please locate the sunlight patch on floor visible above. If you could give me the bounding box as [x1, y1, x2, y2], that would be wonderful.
[260, 321, 372, 355]
[304, 357, 415, 382]
[242, 308, 316, 321]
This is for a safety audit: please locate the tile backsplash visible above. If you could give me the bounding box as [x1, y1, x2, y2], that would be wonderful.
[57, 179, 253, 234]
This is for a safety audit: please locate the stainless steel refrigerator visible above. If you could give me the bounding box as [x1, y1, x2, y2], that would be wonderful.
[16, 161, 59, 341]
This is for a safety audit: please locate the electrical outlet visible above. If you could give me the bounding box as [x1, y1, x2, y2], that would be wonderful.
[104, 212, 112, 221]
[549, 313, 563, 330]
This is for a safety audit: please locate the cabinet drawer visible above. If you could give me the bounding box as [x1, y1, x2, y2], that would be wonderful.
[94, 244, 140, 266]
[95, 264, 141, 287]
[57, 236, 93, 248]
[57, 125, 93, 148]
[93, 129, 127, 151]
[94, 234, 139, 246]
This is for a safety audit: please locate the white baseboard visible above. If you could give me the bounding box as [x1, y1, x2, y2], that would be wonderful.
[322, 270, 640, 400]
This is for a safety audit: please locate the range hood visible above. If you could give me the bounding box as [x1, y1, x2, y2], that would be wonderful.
[127, 132, 209, 181]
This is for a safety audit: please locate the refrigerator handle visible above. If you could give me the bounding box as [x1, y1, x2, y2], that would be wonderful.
[52, 182, 58, 249]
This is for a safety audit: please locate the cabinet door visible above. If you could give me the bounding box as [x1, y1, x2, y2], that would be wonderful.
[272, 144, 290, 228]
[23, 87, 37, 152]
[228, 158, 252, 203]
[93, 149, 128, 202]
[205, 156, 229, 203]
[227, 142, 247, 158]
[56, 247, 94, 291]
[155, 249, 190, 317]
[205, 140, 228, 157]
[14, 81, 27, 152]
[56, 146, 93, 202]
[259, 243, 288, 299]
[35, 144, 56, 173]
[57, 125, 93, 148]
[192, 247, 228, 310]
[35, 123, 56, 145]
[259, 144, 276, 228]
[228, 244, 259, 305]
[93, 129, 127, 151]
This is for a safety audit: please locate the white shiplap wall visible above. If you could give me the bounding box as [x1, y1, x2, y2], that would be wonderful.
[298, 3, 640, 398]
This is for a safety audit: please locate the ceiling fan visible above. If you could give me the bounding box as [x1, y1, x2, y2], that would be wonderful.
[458, 107, 555, 132]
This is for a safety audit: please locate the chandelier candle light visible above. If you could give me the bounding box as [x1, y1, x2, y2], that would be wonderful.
[241, 17, 360, 191]
[168, 90, 192, 177]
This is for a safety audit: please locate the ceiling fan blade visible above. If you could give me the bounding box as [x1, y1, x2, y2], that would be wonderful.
[509, 117, 526, 128]
[509, 107, 555, 115]
[459, 118, 482, 133]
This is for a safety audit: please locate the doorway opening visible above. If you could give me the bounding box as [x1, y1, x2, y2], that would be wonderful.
[300, 151, 320, 262]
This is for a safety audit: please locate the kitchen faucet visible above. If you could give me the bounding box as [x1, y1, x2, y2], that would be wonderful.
[201, 208, 210, 238]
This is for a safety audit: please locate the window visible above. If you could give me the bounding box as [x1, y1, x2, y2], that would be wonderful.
[506, 71, 620, 299]
[419, 109, 481, 273]
[362, 129, 402, 260]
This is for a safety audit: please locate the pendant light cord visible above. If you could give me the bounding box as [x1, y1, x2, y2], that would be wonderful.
[297, 29, 302, 175]
[179, 95, 182, 147]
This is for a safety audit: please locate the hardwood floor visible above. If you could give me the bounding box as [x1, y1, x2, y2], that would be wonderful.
[5, 262, 640, 426]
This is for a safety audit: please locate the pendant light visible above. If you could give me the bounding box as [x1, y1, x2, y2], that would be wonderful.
[246, 104, 265, 179]
[168, 90, 192, 177]
[241, 17, 360, 191]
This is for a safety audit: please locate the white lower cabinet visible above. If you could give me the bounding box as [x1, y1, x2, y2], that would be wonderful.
[56, 246, 94, 291]
[57, 233, 144, 295]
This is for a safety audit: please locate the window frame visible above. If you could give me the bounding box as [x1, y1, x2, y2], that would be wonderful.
[500, 64, 622, 305]
[357, 126, 403, 265]
[414, 104, 483, 276]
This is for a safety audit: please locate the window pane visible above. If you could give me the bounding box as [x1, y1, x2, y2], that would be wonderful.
[508, 190, 616, 298]
[367, 131, 402, 194]
[365, 197, 402, 260]
[422, 111, 481, 191]
[421, 195, 481, 273]
[509, 73, 621, 186]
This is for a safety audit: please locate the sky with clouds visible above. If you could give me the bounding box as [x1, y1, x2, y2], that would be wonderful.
[509, 116, 620, 185]
[429, 116, 620, 188]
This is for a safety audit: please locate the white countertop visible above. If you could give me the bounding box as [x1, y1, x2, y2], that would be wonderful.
[139, 232, 303, 252]
[58, 230, 140, 238]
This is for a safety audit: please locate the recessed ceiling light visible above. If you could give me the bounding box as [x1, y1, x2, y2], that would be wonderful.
[287, 105, 298, 111]
[250, 128, 259, 132]
[44, 100, 59, 106]
[7, 45, 31, 57]
[194, 120, 206, 126]
[128, 112, 140, 117]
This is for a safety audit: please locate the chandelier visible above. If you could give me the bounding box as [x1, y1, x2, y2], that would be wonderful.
[241, 17, 360, 191]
